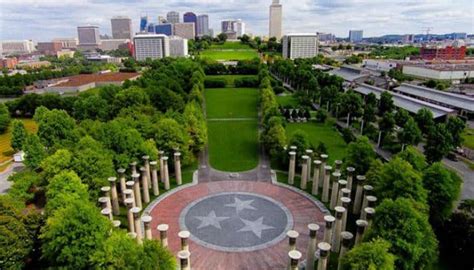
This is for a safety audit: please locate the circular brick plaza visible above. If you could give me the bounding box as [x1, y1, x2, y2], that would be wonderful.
[147, 181, 328, 269]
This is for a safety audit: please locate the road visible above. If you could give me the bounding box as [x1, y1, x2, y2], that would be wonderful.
[0, 162, 24, 194]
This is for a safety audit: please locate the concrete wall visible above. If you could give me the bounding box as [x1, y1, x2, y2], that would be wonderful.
[403, 65, 474, 80]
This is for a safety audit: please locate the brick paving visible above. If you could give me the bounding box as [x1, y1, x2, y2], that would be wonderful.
[149, 181, 327, 270]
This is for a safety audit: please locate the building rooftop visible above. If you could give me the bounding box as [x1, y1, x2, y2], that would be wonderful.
[354, 84, 454, 118]
[328, 66, 369, 82]
[395, 83, 474, 112]
[285, 33, 318, 37]
[53, 72, 140, 87]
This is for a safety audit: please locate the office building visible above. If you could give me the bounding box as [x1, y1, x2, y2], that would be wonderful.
[140, 16, 148, 32]
[269, 0, 282, 39]
[317, 33, 335, 43]
[349, 30, 363, 43]
[111, 16, 132, 40]
[197, 14, 209, 37]
[282, 34, 319, 60]
[234, 19, 245, 37]
[155, 24, 173, 36]
[147, 23, 155, 33]
[77, 26, 101, 48]
[0, 40, 36, 55]
[420, 45, 466, 60]
[221, 20, 245, 39]
[402, 34, 415, 44]
[158, 16, 167, 24]
[167, 11, 180, 24]
[169, 36, 188, 57]
[52, 38, 78, 49]
[173, 23, 195, 40]
[0, 57, 18, 69]
[37, 42, 63, 55]
[99, 39, 130, 51]
[133, 34, 169, 61]
[183, 12, 197, 36]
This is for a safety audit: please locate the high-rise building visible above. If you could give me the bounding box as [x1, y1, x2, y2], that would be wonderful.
[183, 12, 197, 36]
[349, 30, 363, 43]
[167, 11, 180, 24]
[140, 16, 148, 32]
[420, 45, 466, 60]
[169, 36, 188, 57]
[402, 34, 415, 44]
[0, 40, 35, 55]
[173, 23, 195, 40]
[77, 26, 101, 48]
[52, 38, 78, 49]
[282, 34, 319, 60]
[269, 0, 282, 39]
[221, 20, 245, 38]
[221, 20, 234, 33]
[233, 19, 245, 37]
[133, 34, 170, 61]
[37, 42, 63, 55]
[197, 14, 209, 37]
[155, 24, 173, 36]
[147, 23, 155, 33]
[111, 16, 132, 40]
[317, 33, 335, 43]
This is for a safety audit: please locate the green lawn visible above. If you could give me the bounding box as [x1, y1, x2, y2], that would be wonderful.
[208, 120, 259, 172]
[205, 88, 258, 119]
[210, 42, 252, 50]
[462, 128, 474, 150]
[286, 121, 347, 163]
[276, 94, 299, 107]
[206, 75, 257, 87]
[200, 50, 259, 61]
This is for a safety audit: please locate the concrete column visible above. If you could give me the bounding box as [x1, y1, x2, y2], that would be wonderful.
[98, 197, 109, 210]
[174, 152, 182, 186]
[179, 230, 190, 251]
[317, 242, 331, 270]
[127, 232, 137, 240]
[157, 224, 169, 247]
[306, 149, 313, 181]
[142, 155, 152, 188]
[150, 161, 160, 196]
[142, 215, 152, 240]
[130, 161, 137, 175]
[288, 250, 302, 270]
[100, 208, 113, 221]
[355, 219, 368, 245]
[178, 250, 191, 270]
[330, 172, 341, 210]
[337, 232, 354, 270]
[140, 167, 150, 204]
[361, 196, 377, 219]
[101, 186, 112, 210]
[287, 230, 299, 251]
[352, 175, 366, 215]
[364, 207, 376, 229]
[132, 173, 143, 209]
[300, 155, 309, 190]
[360, 185, 374, 211]
[338, 188, 351, 206]
[112, 220, 121, 228]
[131, 207, 142, 244]
[332, 206, 345, 252]
[288, 152, 296, 185]
[162, 156, 170, 190]
[306, 224, 320, 270]
[117, 168, 127, 203]
[108, 177, 120, 216]
[323, 215, 335, 243]
[312, 160, 322, 196]
[319, 154, 329, 188]
[340, 197, 351, 232]
[159, 151, 165, 183]
[322, 166, 332, 203]
[346, 167, 355, 190]
[124, 187, 135, 207]
[334, 160, 343, 173]
[124, 198, 135, 233]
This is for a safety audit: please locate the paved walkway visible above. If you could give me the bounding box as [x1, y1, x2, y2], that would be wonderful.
[0, 162, 25, 194]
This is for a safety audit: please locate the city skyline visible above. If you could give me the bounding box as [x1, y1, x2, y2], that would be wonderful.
[0, 0, 473, 41]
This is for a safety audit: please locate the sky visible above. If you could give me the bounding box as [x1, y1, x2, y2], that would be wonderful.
[0, 0, 473, 41]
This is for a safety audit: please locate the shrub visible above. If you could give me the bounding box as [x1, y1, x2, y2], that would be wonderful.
[273, 86, 286, 95]
[234, 77, 259, 87]
[341, 128, 356, 144]
[204, 78, 226, 88]
[315, 109, 328, 123]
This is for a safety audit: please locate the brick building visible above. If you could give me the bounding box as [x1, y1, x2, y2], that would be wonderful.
[420, 45, 466, 60]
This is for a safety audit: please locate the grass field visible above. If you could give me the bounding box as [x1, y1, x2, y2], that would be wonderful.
[462, 128, 474, 150]
[205, 88, 258, 119]
[276, 94, 299, 107]
[210, 42, 253, 50]
[207, 121, 259, 171]
[206, 75, 258, 87]
[0, 118, 38, 165]
[200, 50, 259, 61]
[286, 121, 347, 163]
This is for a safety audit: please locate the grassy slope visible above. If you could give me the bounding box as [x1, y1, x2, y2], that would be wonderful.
[205, 88, 258, 119]
[200, 50, 259, 61]
[209, 42, 253, 50]
[276, 94, 299, 107]
[0, 119, 37, 164]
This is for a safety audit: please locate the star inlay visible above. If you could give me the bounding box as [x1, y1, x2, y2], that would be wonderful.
[225, 197, 257, 213]
[238, 217, 275, 238]
[195, 211, 230, 230]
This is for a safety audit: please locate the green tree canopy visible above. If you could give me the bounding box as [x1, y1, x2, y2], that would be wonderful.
[415, 108, 434, 135]
[424, 123, 453, 163]
[23, 134, 46, 169]
[398, 117, 422, 147]
[340, 238, 395, 270]
[446, 116, 466, 148]
[35, 108, 78, 148]
[395, 145, 427, 171]
[45, 170, 89, 213]
[0, 103, 11, 134]
[379, 92, 394, 115]
[10, 119, 27, 151]
[345, 136, 376, 175]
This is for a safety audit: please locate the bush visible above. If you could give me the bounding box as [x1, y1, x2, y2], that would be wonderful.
[315, 109, 328, 123]
[273, 86, 286, 95]
[204, 78, 226, 88]
[341, 128, 356, 144]
[234, 77, 259, 88]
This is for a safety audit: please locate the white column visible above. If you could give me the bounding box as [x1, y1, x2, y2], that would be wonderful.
[322, 166, 332, 203]
[140, 167, 150, 204]
[300, 155, 309, 190]
[288, 151, 296, 185]
[355, 219, 368, 245]
[334, 160, 343, 173]
[306, 224, 320, 270]
[332, 206, 345, 252]
[150, 161, 160, 196]
[159, 151, 165, 183]
[179, 230, 191, 251]
[162, 157, 170, 190]
[305, 149, 313, 181]
[340, 197, 351, 232]
[317, 242, 331, 270]
[108, 177, 120, 216]
[157, 224, 169, 247]
[323, 215, 335, 244]
[132, 173, 142, 209]
[131, 207, 142, 244]
[337, 232, 354, 270]
[142, 155, 152, 189]
[330, 172, 341, 210]
[174, 152, 182, 186]
[124, 198, 135, 233]
[117, 168, 127, 203]
[178, 250, 191, 270]
[288, 250, 302, 270]
[142, 215, 153, 240]
[352, 175, 365, 215]
[287, 230, 299, 251]
[311, 160, 322, 196]
[319, 154, 328, 188]
[346, 167, 355, 190]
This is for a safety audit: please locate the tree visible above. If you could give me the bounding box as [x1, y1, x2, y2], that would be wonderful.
[422, 163, 462, 223]
[395, 145, 427, 171]
[217, 33, 227, 42]
[339, 90, 363, 125]
[394, 109, 410, 127]
[379, 92, 394, 115]
[340, 239, 395, 270]
[372, 157, 427, 204]
[345, 136, 376, 175]
[398, 117, 422, 148]
[45, 170, 89, 213]
[263, 120, 287, 158]
[424, 124, 453, 163]
[415, 108, 434, 135]
[40, 200, 111, 268]
[446, 116, 466, 148]
[40, 149, 73, 182]
[155, 118, 191, 164]
[378, 112, 395, 137]
[183, 102, 207, 154]
[23, 134, 46, 169]
[10, 119, 27, 151]
[36, 108, 78, 148]
[112, 86, 150, 115]
[73, 95, 109, 121]
[365, 198, 438, 270]
[0, 103, 11, 134]
[287, 130, 311, 158]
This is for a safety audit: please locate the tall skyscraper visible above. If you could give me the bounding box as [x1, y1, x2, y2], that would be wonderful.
[221, 20, 245, 38]
[169, 36, 188, 57]
[111, 16, 132, 40]
[155, 24, 173, 36]
[173, 23, 195, 40]
[233, 19, 245, 37]
[282, 34, 319, 60]
[197, 15, 209, 37]
[134, 34, 170, 61]
[77, 26, 100, 46]
[167, 11, 180, 24]
[140, 16, 148, 32]
[183, 12, 197, 36]
[147, 23, 155, 33]
[269, 0, 282, 39]
[349, 30, 363, 43]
